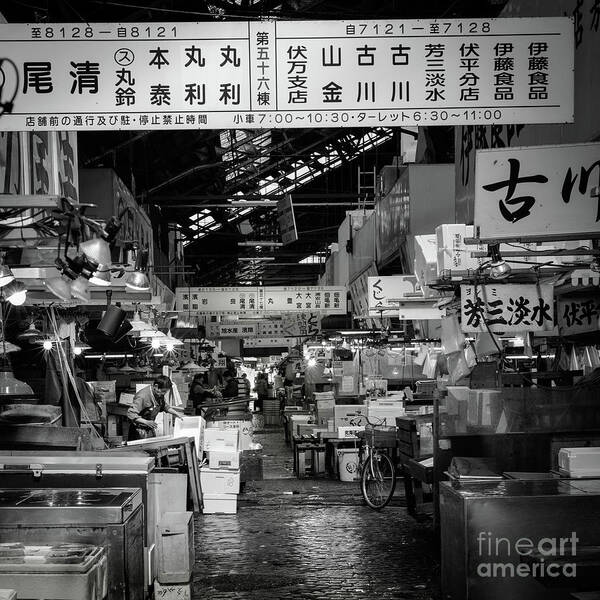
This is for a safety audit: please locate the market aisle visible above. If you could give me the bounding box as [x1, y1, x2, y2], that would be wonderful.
[192, 426, 441, 599]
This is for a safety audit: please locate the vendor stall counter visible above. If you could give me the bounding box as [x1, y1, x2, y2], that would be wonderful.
[440, 479, 600, 600]
[0, 488, 144, 600]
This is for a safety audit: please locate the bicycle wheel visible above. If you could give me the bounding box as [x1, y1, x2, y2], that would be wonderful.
[361, 452, 396, 510]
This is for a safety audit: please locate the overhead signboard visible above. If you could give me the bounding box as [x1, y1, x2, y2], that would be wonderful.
[205, 314, 321, 337]
[367, 275, 422, 312]
[243, 337, 299, 348]
[557, 294, 600, 336]
[0, 18, 572, 131]
[475, 142, 600, 242]
[277, 194, 298, 245]
[461, 283, 554, 333]
[176, 286, 346, 315]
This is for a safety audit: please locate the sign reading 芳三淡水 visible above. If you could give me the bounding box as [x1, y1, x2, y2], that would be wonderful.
[475, 143, 600, 242]
[175, 286, 346, 315]
[461, 283, 554, 333]
[0, 18, 573, 131]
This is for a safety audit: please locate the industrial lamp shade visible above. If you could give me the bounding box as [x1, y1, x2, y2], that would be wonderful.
[0, 367, 34, 395]
[4, 281, 27, 306]
[70, 277, 91, 302]
[0, 264, 15, 288]
[97, 304, 126, 337]
[89, 266, 112, 287]
[45, 276, 72, 301]
[80, 237, 112, 267]
[125, 271, 150, 291]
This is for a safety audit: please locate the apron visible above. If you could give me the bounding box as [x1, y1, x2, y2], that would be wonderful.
[128, 396, 165, 441]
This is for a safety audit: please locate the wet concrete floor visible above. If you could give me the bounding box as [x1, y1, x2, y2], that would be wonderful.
[192, 426, 441, 599]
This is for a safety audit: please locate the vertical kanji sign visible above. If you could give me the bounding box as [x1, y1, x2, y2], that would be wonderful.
[277, 193, 298, 245]
[0, 18, 573, 130]
[461, 283, 554, 333]
[475, 142, 600, 241]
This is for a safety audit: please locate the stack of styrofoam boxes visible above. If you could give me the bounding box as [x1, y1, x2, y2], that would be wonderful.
[288, 413, 312, 440]
[206, 417, 254, 451]
[334, 404, 367, 430]
[314, 392, 335, 427]
[366, 398, 405, 427]
[202, 427, 240, 513]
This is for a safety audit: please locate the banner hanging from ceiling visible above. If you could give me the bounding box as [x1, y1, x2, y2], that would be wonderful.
[0, 18, 573, 131]
[176, 286, 346, 315]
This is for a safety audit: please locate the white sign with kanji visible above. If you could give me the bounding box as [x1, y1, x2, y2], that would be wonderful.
[176, 286, 346, 315]
[461, 283, 554, 333]
[0, 18, 573, 130]
[557, 294, 600, 336]
[367, 275, 422, 311]
[475, 142, 600, 241]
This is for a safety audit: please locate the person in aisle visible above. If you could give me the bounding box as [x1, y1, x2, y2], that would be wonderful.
[240, 371, 251, 396]
[188, 372, 221, 415]
[221, 370, 239, 399]
[127, 375, 183, 440]
[253, 371, 269, 412]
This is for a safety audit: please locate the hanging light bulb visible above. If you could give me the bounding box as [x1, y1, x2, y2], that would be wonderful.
[18, 322, 43, 342]
[488, 243, 511, 280]
[3, 281, 27, 306]
[151, 338, 161, 349]
[42, 340, 53, 351]
[0, 253, 15, 288]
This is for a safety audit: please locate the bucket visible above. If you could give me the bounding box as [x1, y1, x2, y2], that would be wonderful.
[337, 449, 360, 482]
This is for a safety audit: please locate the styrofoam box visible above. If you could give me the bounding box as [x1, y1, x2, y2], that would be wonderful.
[154, 580, 191, 600]
[174, 416, 205, 457]
[202, 493, 237, 514]
[203, 428, 238, 452]
[334, 404, 367, 428]
[200, 467, 240, 494]
[206, 420, 253, 451]
[367, 406, 405, 426]
[207, 450, 240, 470]
[338, 425, 365, 439]
[157, 512, 194, 584]
[558, 447, 600, 477]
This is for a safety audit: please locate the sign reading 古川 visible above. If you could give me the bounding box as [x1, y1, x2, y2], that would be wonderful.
[475, 143, 600, 242]
[0, 18, 573, 131]
[176, 286, 346, 316]
[461, 283, 554, 333]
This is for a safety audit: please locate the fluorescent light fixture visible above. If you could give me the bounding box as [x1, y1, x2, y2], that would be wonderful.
[238, 256, 276, 262]
[238, 241, 284, 247]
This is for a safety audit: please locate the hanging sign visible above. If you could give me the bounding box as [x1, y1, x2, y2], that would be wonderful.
[475, 142, 600, 242]
[367, 275, 422, 312]
[243, 337, 299, 348]
[557, 294, 600, 336]
[277, 194, 298, 245]
[461, 283, 554, 333]
[176, 286, 346, 315]
[216, 323, 258, 338]
[0, 18, 573, 131]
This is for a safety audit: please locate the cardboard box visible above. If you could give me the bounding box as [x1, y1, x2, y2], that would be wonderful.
[203, 428, 238, 452]
[334, 404, 366, 428]
[200, 467, 240, 494]
[207, 450, 240, 470]
[315, 398, 335, 426]
[202, 493, 237, 514]
[154, 580, 191, 600]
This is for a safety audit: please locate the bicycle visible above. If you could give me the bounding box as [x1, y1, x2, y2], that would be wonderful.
[358, 415, 397, 510]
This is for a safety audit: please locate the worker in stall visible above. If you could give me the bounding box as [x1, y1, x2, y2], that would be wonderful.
[127, 375, 184, 440]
